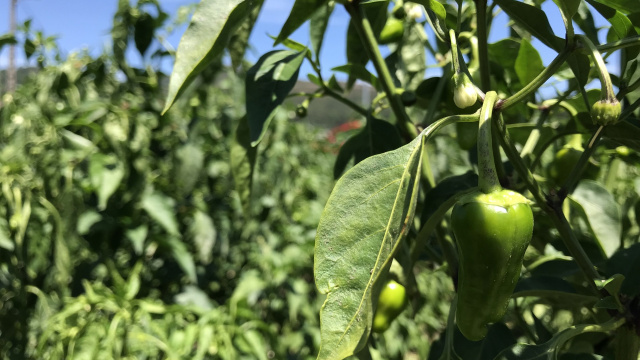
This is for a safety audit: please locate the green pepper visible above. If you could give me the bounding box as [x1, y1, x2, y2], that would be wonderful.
[451, 190, 534, 340]
[378, 17, 404, 45]
[450, 91, 534, 341]
[372, 279, 407, 333]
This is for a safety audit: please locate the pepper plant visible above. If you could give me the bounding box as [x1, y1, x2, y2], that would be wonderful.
[164, 0, 640, 358]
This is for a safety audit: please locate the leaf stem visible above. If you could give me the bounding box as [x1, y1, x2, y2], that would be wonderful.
[598, 35, 640, 54]
[577, 35, 615, 101]
[478, 91, 501, 194]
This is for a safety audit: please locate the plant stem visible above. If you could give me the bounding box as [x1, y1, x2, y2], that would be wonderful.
[323, 86, 368, 117]
[499, 47, 571, 111]
[478, 91, 501, 193]
[449, 29, 461, 74]
[598, 35, 640, 54]
[476, 0, 491, 91]
[577, 35, 616, 101]
[346, 3, 417, 140]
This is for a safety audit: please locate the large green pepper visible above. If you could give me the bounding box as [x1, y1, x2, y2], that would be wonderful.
[451, 91, 534, 341]
[451, 190, 533, 340]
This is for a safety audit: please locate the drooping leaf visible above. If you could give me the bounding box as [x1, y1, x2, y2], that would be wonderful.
[245, 50, 306, 146]
[428, 323, 516, 360]
[162, 0, 253, 114]
[515, 38, 545, 87]
[587, 0, 638, 43]
[310, 1, 335, 62]
[0, 218, 13, 251]
[315, 131, 425, 359]
[588, 0, 637, 14]
[568, 180, 621, 258]
[134, 12, 155, 56]
[275, 0, 329, 46]
[230, 116, 257, 213]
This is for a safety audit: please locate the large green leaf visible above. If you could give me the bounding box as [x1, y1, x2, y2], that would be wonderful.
[515, 39, 545, 87]
[245, 50, 306, 146]
[604, 243, 640, 296]
[162, 0, 252, 114]
[587, 0, 637, 42]
[275, 0, 329, 46]
[315, 130, 426, 359]
[228, 1, 263, 70]
[568, 181, 621, 258]
[494, 0, 564, 52]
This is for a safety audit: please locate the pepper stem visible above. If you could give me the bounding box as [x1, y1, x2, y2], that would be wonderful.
[478, 91, 501, 194]
[577, 35, 616, 101]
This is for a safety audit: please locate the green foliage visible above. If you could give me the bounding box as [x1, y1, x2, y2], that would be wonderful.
[4, 0, 640, 358]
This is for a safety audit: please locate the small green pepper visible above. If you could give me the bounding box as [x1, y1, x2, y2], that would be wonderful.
[372, 279, 407, 333]
[451, 190, 534, 341]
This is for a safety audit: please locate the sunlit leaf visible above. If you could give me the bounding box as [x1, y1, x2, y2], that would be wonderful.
[315, 131, 425, 359]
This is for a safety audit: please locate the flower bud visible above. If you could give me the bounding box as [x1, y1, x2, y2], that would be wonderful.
[591, 99, 621, 126]
[452, 73, 477, 109]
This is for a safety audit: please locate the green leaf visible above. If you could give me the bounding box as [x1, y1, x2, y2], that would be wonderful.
[315, 131, 425, 359]
[141, 191, 180, 236]
[0, 218, 13, 251]
[189, 210, 216, 264]
[310, 1, 334, 62]
[587, 0, 637, 14]
[568, 180, 621, 258]
[0, 34, 17, 52]
[603, 119, 640, 152]
[126, 225, 148, 256]
[162, 236, 197, 283]
[275, 0, 329, 46]
[587, 0, 638, 42]
[410, 0, 446, 22]
[162, 0, 252, 114]
[494, 0, 564, 52]
[515, 39, 545, 87]
[173, 143, 204, 197]
[604, 243, 640, 296]
[428, 323, 516, 360]
[245, 50, 306, 146]
[230, 116, 257, 213]
[89, 153, 125, 211]
[134, 12, 155, 56]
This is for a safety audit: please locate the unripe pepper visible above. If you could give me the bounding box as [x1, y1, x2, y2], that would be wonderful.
[451, 190, 533, 340]
[372, 279, 407, 333]
[547, 134, 599, 186]
[451, 92, 534, 341]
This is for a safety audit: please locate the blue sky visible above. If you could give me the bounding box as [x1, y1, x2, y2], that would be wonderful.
[0, 0, 614, 86]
